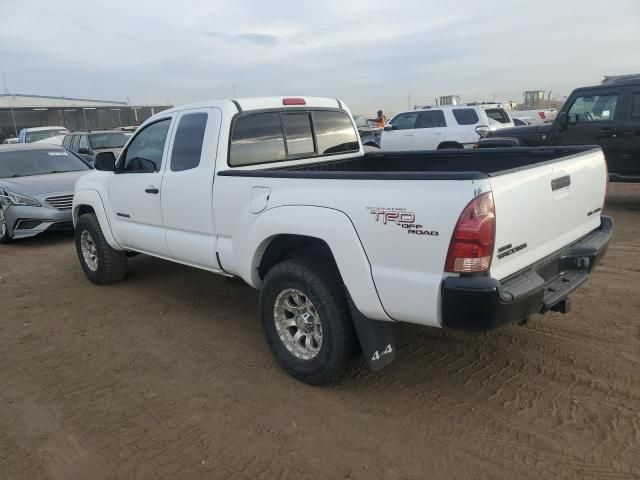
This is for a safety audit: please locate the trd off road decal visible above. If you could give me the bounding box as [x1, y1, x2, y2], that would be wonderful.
[367, 207, 438, 236]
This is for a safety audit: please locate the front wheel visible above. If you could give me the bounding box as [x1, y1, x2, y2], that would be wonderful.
[75, 213, 127, 284]
[0, 205, 11, 244]
[260, 257, 358, 385]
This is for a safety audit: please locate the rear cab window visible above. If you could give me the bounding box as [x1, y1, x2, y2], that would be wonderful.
[452, 108, 480, 125]
[229, 109, 358, 166]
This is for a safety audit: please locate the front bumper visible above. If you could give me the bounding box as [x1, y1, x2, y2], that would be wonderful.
[4, 204, 73, 239]
[441, 216, 613, 331]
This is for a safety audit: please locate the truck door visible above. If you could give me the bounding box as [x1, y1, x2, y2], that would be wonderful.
[381, 112, 418, 151]
[555, 91, 622, 171]
[108, 117, 173, 256]
[161, 108, 223, 270]
[413, 110, 447, 150]
[618, 89, 640, 176]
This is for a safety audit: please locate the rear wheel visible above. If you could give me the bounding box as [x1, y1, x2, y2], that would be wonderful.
[260, 257, 358, 385]
[75, 213, 127, 284]
[0, 205, 11, 244]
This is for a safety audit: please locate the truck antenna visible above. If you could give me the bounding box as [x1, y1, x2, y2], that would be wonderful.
[1, 70, 9, 94]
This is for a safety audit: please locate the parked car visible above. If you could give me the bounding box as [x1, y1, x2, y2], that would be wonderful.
[62, 130, 132, 164]
[514, 108, 558, 123]
[512, 116, 542, 126]
[0, 144, 92, 242]
[18, 126, 69, 143]
[353, 114, 382, 146]
[34, 134, 66, 146]
[380, 104, 513, 151]
[73, 96, 611, 384]
[481, 76, 640, 181]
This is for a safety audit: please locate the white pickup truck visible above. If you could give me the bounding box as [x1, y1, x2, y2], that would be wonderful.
[72, 96, 612, 384]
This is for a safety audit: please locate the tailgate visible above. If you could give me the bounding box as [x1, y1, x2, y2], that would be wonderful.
[489, 148, 607, 281]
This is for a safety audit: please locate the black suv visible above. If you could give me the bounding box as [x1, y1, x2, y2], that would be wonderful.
[482, 75, 640, 181]
[62, 130, 132, 164]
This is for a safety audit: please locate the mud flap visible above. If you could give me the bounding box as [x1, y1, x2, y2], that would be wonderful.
[347, 293, 396, 371]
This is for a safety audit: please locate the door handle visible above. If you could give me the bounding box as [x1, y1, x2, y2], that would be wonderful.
[599, 128, 617, 138]
[145, 186, 159, 194]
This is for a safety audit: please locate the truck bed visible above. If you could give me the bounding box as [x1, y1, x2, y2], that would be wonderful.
[218, 146, 599, 179]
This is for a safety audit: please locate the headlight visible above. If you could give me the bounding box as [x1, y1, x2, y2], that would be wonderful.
[0, 190, 41, 207]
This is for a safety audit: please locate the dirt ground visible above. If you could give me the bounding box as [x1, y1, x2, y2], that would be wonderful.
[1, 184, 639, 480]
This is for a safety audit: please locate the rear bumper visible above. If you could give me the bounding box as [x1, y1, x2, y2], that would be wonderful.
[441, 216, 613, 331]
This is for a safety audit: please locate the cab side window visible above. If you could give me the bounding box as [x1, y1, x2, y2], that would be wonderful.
[171, 113, 208, 171]
[568, 94, 619, 123]
[119, 119, 171, 173]
[62, 135, 72, 149]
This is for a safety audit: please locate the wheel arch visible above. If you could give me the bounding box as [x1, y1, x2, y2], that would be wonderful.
[73, 189, 121, 250]
[222, 205, 391, 321]
[437, 141, 464, 150]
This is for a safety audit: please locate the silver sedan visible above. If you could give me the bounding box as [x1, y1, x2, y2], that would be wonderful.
[0, 144, 92, 242]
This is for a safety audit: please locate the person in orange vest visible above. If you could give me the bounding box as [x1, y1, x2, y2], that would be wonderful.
[375, 110, 386, 128]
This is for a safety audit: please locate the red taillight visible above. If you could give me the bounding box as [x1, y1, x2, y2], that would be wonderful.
[283, 98, 306, 105]
[445, 192, 496, 274]
[538, 111, 546, 120]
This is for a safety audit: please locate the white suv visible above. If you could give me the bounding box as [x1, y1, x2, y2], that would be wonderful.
[380, 104, 513, 151]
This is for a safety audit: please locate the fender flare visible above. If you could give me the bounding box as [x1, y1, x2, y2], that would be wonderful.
[221, 205, 391, 322]
[73, 189, 122, 250]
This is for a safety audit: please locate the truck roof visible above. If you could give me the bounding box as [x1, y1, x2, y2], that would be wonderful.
[164, 96, 345, 115]
[576, 78, 640, 92]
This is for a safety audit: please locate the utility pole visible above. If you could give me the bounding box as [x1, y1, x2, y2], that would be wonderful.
[1, 70, 9, 94]
[407, 93, 411, 109]
[233, 84, 238, 98]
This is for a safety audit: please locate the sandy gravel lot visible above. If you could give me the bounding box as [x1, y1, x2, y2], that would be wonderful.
[1, 183, 639, 480]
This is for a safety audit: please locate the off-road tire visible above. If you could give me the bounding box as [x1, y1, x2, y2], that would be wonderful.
[260, 257, 358, 385]
[75, 213, 127, 284]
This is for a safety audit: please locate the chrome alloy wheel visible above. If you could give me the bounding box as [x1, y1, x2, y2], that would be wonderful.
[80, 230, 98, 272]
[274, 288, 323, 360]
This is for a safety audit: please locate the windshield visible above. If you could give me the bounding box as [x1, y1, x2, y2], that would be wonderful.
[24, 130, 69, 143]
[353, 115, 368, 128]
[89, 132, 132, 149]
[0, 149, 90, 178]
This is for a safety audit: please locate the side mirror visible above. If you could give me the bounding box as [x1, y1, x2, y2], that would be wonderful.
[556, 112, 568, 131]
[383, 124, 396, 131]
[94, 151, 116, 171]
[78, 147, 91, 155]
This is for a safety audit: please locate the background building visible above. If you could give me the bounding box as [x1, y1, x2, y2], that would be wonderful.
[0, 93, 172, 141]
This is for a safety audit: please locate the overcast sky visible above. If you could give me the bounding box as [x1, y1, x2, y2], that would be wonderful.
[1, 0, 639, 114]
